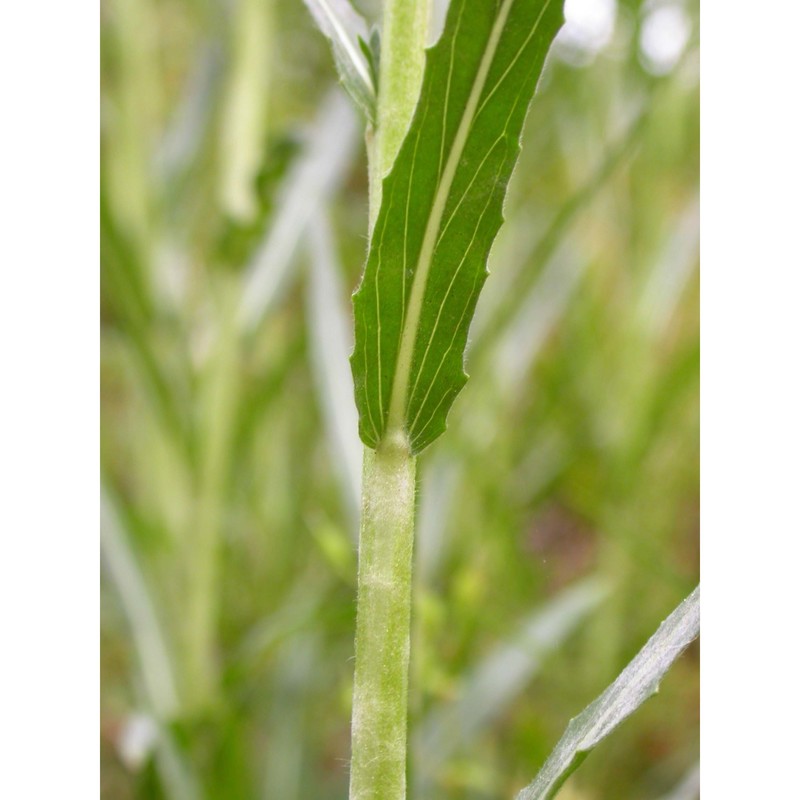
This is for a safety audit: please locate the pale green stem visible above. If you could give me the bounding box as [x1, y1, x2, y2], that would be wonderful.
[367, 0, 430, 232]
[350, 435, 417, 800]
[352, 1, 428, 795]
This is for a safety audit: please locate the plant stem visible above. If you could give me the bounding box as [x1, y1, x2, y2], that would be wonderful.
[352, 2, 428, 794]
[349, 434, 416, 800]
[367, 0, 429, 232]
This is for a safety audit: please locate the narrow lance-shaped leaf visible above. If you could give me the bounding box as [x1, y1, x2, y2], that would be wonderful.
[516, 586, 700, 800]
[352, 0, 564, 453]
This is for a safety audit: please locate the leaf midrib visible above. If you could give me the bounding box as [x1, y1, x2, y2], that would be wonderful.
[383, 0, 553, 439]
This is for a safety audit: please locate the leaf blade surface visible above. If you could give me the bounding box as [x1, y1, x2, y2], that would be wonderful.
[516, 585, 700, 800]
[352, 0, 564, 452]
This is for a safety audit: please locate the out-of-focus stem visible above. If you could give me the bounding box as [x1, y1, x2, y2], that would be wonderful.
[218, 0, 272, 222]
[182, 287, 240, 711]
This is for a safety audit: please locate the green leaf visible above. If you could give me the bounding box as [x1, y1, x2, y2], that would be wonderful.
[101, 485, 180, 721]
[305, 211, 362, 530]
[351, 0, 565, 453]
[301, 0, 376, 121]
[238, 91, 358, 332]
[358, 28, 380, 92]
[516, 586, 700, 800]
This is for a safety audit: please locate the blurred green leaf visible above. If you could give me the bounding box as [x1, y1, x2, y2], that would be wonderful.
[306, 212, 362, 528]
[469, 108, 647, 365]
[218, 0, 274, 222]
[414, 578, 608, 792]
[655, 762, 700, 800]
[238, 90, 359, 332]
[101, 486, 180, 720]
[215, 135, 302, 270]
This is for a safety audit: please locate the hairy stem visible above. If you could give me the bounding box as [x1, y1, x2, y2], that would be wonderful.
[352, 1, 428, 794]
[349, 435, 416, 800]
[367, 0, 429, 231]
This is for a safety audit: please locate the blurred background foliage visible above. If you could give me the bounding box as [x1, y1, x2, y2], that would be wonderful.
[100, 0, 699, 797]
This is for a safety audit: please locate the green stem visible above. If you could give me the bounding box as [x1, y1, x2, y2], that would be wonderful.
[349, 434, 417, 800]
[367, 0, 430, 232]
[352, 1, 428, 794]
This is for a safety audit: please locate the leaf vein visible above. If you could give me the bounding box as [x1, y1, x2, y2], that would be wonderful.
[474, 0, 554, 124]
[408, 164, 503, 437]
[385, 0, 519, 433]
[407, 134, 508, 411]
